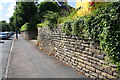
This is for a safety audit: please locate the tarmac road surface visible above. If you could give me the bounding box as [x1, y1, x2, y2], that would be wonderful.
[0, 35, 14, 79]
[8, 35, 88, 78]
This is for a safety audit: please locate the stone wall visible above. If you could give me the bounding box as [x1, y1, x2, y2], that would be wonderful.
[37, 25, 119, 79]
[21, 30, 38, 39]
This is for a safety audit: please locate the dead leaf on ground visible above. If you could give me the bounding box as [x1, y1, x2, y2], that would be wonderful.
[76, 71, 84, 75]
[64, 64, 69, 66]
[35, 42, 39, 46]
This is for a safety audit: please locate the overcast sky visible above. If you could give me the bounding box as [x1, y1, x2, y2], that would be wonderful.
[0, 0, 76, 23]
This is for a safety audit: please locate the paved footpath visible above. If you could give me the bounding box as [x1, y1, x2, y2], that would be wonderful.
[8, 35, 88, 78]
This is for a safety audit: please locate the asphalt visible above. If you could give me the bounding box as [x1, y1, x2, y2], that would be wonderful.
[0, 36, 14, 79]
[8, 35, 88, 78]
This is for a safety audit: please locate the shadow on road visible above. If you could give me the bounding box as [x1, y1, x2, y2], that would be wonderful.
[0, 41, 4, 43]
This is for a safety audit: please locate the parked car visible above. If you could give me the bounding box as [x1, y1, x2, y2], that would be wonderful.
[8, 31, 14, 36]
[0, 32, 9, 39]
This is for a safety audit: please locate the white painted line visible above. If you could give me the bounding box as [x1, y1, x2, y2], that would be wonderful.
[3, 36, 15, 78]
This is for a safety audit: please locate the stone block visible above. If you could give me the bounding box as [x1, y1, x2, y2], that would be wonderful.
[78, 58, 84, 63]
[90, 72, 99, 77]
[74, 52, 80, 55]
[111, 67, 117, 71]
[108, 75, 116, 78]
[111, 64, 117, 68]
[72, 63, 77, 66]
[101, 72, 107, 76]
[98, 75, 104, 78]
[87, 52, 94, 56]
[92, 57, 99, 61]
[90, 60, 97, 64]
[77, 65, 82, 69]
[84, 61, 91, 66]
[104, 66, 112, 71]
[76, 49, 81, 52]
[75, 61, 79, 64]
[86, 65, 95, 71]
[79, 56, 84, 59]
[96, 62, 102, 66]
[79, 63, 86, 67]
[71, 59, 74, 63]
[82, 68, 89, 73]
[79, 46, 85, 50]
[83, 57, 89, 61]
[72, 57, 76, 60]
[96, 55, 105, 60]
[96, 69, 102, 74]
[81, 43, 89, 47]
[82, 51, 89, 54]
[99, 60, 106, 64]
[83, 40, 90, 44]
[89, 75, 96, 78]
[84, 73, 90, 77]
[89, 45, 96, 49]
[81, 53, 87, 56]
[89, 49, 100, 54]
[112, 71, 118, 77]
[85, 48, 89, 51]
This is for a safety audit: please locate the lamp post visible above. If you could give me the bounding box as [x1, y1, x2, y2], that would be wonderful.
[15, 2, 18, 39]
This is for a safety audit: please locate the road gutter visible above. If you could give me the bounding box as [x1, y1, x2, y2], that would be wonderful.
[3, 36, 15, 78]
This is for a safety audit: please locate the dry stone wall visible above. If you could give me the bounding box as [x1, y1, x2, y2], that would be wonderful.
[38, 25, 119, 79]
[21, 31, 38, 39]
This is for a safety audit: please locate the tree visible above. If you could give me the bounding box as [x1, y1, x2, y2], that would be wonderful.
[38, 1, 60, 22]
[16, 2, 37, 23]
[9, 2, 38, 31]
[9, 16, 16, 31]
[0, 21, 11, 31]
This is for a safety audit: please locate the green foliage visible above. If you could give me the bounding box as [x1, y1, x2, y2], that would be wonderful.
[38, 1, 60, 22]
[9, 16, 15, 31]
[9, 2, 38, 31]
[58, 10, 76, 24]
[0, 21, 12, 31]
[62, 2, 120, 71]
[87, 2, 120, 67]
[37, 21, 48, 27]
[62, 21, 72, 35]
[16, 2, 37, 23]
[43, 11, 59, 28]
[20, 23, 37, 31]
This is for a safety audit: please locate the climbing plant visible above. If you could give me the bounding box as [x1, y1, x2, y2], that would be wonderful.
[62, 2, 120, 71]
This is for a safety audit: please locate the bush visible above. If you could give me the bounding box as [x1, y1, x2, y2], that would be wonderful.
[37, 21, 48, 27]
[20, 23, 37, 31]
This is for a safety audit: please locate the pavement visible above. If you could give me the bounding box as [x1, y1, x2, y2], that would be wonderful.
[7, 35, 88, 78]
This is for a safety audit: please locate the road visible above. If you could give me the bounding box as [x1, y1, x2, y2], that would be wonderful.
[8, 35, 88, 78]
[0, 35, 14, 79]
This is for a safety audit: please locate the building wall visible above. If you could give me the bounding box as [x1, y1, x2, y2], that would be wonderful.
[75, 0, 101, 17]
[76, 0, 90, 16]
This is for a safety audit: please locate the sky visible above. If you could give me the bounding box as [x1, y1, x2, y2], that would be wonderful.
[0, 0, 76, 23]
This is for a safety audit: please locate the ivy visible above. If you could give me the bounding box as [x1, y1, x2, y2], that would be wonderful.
[62, 2, 120, 71]
[62, 21, 73, 35]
